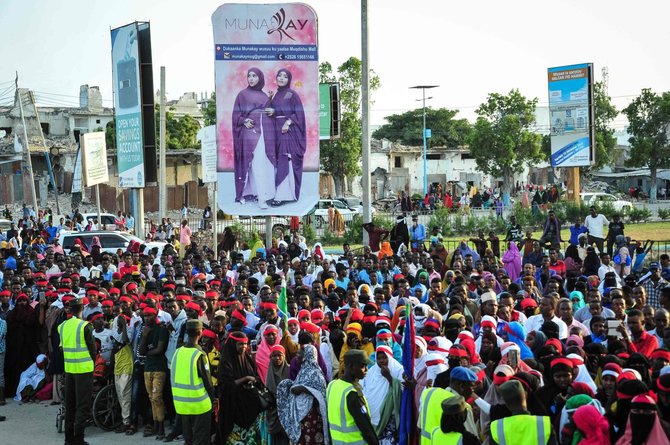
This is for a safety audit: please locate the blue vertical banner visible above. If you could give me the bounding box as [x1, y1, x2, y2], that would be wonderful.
[547, 63, 594, 167]
[111, 23, 145, 188]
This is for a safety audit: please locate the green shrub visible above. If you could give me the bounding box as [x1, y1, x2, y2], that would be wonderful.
[302, 220, 316, 245]
[628, 207, 652, 223]
[658, 208, 670, 220]
[552, 201, 590, 224]
[428, 208, 452, 235]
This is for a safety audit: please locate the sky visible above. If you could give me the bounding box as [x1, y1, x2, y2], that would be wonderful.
[1, 0, 669, 129]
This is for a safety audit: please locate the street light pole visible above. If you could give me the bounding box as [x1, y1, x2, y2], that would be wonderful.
[410, 85, 438, 196]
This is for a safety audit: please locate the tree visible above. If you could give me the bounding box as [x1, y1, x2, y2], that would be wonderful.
[319, 57, 380, 196]
[621, 88, 670, 203]
[468, 89, 543, 195]
[155, 105, 201, 149]
[372, 107, 472, 148]
[203, 92, 216, 126]
[591, 80, 618, 170]
[105, 121, 116, 149]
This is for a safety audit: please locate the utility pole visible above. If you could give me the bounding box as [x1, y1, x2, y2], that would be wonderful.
[16, 73, 39, 217]
[410, 85, 438, 196]
[28, 91, 61, 215]
[361, 0, 371, 245]
[159, 66, 167, 222]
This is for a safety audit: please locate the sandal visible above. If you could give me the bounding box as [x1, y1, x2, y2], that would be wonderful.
[125, 424, 137, 435]
[143, 424, 155, 437]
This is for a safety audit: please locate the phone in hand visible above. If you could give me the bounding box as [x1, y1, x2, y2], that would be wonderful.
[508, 349, 519, 369]
[250, 340, 258, 352]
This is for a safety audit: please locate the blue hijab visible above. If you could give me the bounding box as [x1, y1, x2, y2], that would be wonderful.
[504, 321, 534, 360]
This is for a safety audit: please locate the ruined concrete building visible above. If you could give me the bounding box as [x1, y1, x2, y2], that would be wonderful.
[0, 85, 114, 205]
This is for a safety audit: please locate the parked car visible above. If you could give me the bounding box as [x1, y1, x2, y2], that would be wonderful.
[0, 219, 12, 231]
[56, 213, 119, 231]
[310, 199, 358, 228]
[335, 196, 376, 216]
[58, 230, 150, 255]
[580, 192, 633, 213]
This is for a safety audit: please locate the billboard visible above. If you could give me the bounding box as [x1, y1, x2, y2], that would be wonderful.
[198, 125, 218, 183]
[81, 132, 110, 187]
[111, 23, 145, 187]
[319, 83, 331, 140]
[548, 63, 595, 167]
[212, 3, 319, 216]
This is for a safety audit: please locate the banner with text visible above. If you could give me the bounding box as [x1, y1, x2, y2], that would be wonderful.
[212, 3, 319, 216]
[111, 23, 145, 187]
[198, 125, 218, 183]
[547, 63, 594, 167]
[81, 132, 110, 187]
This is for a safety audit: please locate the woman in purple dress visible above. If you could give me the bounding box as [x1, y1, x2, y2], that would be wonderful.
[267, 68, 306, 206]
[232, 67, 276, 207]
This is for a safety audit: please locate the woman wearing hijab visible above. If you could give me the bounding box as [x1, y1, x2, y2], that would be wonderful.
[5, 294, 39, 397]
[362, 345, 403, 444]
[558, 394, 605, 444]
[569, 290, 586, 312]
[378, 241, 394, 260]
[456, 240, 480, 262]
[232, 67, 276, 207]
[266, 345, 290, 445]
[337, 323, 373, 377]
[277, 344, 329, 445]
[616, 393, 670, 445]
[525, 330, 547, 359]
[564, 244, 583, 274]
[218, 331, 268, 445]
[536, 357, 575, 427]
[582, 247, 601, 277]
[269, 68, 306, 205]
[256, 324, 280, 385]
[572, 404, 611, 445]
[503, 322, 534, 360]
[502, 241, 522, 281]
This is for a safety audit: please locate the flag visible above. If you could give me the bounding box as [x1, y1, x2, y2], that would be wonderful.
[399, 302, 416, 445]
[277, 277, 288, 320]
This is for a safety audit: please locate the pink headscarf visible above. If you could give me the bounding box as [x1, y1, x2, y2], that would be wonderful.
[255, 324, 279, 384]
[502, 242, 522, 281]
[573, 404, 610, 445]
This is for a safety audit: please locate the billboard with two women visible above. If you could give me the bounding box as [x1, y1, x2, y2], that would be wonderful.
[212, 3, 319, 216]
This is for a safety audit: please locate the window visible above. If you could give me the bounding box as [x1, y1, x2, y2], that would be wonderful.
[96, 119, 101, 124]
[334, 201, 346, 209]
[40, 123, 50, 135]
[100, 235, 127, 249]
[461, 153, 474, 160]
[426, 154, 442, 160]
[102, 215, 115, 225]
[394, 156, 402, 168]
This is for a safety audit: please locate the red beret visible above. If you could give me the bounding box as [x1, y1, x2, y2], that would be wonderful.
[300, 321, 320, 334]
[142, 307, 158, 316]
[101, 299, 114, 307]
[109, 288, 121, 295]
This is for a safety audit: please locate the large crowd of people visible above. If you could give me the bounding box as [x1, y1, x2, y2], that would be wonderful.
[1, 205, 670, 445]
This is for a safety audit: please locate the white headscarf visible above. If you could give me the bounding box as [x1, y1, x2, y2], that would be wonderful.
[361, 345, 404, 427]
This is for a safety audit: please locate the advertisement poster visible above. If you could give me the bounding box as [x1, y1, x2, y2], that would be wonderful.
[198, 125, 218, 183]
[81, 132, 110, 187]
[548, 63, 594, 167]
[319, 83, 331, 140]
[111, 23, 145, 188]
[212, 3, 319, 216]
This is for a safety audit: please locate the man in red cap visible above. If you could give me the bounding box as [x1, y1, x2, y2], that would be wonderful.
[139, 306, 169, 439]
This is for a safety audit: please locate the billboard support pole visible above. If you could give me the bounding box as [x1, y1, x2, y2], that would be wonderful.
[132, 188, 145, 239]
[361, 0, 371, 245]
[212, 180, 218, 260]
[572, 167, 580, 204]
[159, 66, 167, 222]
[265, 216, 272, 252]
[96, 184, 102, 227]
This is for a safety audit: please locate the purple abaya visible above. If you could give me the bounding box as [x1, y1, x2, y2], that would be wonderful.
[502, 241, 522, 281]
[232, 68, 276, 201]
[271, 69, 306, 200]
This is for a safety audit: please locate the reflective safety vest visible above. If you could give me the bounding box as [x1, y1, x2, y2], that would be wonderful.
[429, 427, 464, 445]
[170, 347, 212, 415]
[418, 387, 454, 445]
[490, 415, 551, 445]
[58, 317, 94, 374]
[326, 379, 371, 445]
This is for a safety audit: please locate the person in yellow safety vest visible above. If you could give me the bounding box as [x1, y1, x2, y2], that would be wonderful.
[430, 394, 481, 445]
[170, 319, 215, 445]
[491, 380, 557, 445]
[418, 386, 453, 445]
[445, 366, 480, 437]
[58, 297, 97, 445]
[327, 349, 380, 445]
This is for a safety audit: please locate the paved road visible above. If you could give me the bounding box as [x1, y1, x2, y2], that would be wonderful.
[0, 399, 172, 445]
